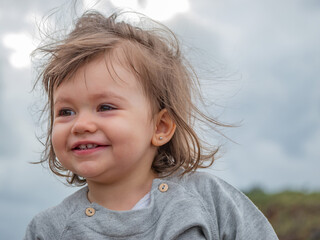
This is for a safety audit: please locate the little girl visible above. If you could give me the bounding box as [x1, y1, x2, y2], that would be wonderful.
[25, 10, 278, 240]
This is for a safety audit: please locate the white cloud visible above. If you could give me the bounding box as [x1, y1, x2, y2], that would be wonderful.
[2, 32, 34, 69]
[109, 0, 190, 21]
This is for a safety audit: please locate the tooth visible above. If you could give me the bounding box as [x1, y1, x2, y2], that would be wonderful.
[79, 144, 87, 150]
[87, 144, 93, 149]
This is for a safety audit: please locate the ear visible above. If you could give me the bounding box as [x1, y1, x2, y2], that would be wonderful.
[152, 109, 176, 147]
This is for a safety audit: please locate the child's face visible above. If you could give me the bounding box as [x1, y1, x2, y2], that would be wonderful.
[52, 55, 157, 184]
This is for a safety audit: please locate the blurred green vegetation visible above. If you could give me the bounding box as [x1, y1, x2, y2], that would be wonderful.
[245, 188, 320, 240]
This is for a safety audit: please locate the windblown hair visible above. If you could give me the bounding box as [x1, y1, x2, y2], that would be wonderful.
[34, 10, 228, 186]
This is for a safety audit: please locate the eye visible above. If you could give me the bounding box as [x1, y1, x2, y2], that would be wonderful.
[57, 108, 75, 117]
[97, 104, 116, 112]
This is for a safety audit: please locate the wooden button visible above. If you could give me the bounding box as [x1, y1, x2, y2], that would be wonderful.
[158, 183, 169, 192]
[85, 207, 96, 217]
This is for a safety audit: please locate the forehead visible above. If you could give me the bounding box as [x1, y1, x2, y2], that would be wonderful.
[53, 53, 144, 102]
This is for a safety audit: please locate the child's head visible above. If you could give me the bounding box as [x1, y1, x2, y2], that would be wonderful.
[36, 11, 222, 185]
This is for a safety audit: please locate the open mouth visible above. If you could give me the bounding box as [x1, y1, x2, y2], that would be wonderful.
[72, 144, 103, 151]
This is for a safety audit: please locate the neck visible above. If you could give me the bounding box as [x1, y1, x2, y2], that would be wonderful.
[87, 170, 157, 211]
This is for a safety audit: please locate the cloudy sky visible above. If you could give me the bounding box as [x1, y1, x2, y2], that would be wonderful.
[0, 0, 319, 239]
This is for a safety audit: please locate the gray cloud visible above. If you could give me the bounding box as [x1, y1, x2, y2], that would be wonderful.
[164, 0, 320, 190]
[0, 0, 319, 239]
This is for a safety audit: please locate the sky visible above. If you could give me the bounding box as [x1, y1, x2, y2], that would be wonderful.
[0, 0, 319, 239]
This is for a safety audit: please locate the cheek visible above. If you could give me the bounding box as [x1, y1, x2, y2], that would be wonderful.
[116, 122, 154, 152]
[51, 125, 66, 154]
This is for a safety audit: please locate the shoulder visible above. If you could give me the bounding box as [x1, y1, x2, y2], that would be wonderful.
[169, 170, 243, 202]
[165, 170, 252, 219]
[24, 187, 88, 240]
[167, 171, 279, 240]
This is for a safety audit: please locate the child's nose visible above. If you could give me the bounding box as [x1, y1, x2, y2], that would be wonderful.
[71, 112, 97, 134]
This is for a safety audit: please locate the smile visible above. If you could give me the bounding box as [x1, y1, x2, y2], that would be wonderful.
[71, 144, 108, 156]
[75, 144, 98, 150]
[71, 141, 109, 155]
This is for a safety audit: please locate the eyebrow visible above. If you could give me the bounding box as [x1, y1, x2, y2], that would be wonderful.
[54, 92, 127, 105]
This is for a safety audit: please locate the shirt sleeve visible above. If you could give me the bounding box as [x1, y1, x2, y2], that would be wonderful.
[24, 217, 45, 240]
[174, 226, 207, 240]
[185, 172, 279, 240]
[219, 195, 278, 240]
[23, 208, 66, 240]
[212, 177, 279, 240]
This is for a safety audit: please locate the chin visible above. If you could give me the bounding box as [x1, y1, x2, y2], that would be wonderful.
[74, 168, 103, 179]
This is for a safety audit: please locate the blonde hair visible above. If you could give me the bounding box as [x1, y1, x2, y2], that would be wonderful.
[34, 10, 229, 186]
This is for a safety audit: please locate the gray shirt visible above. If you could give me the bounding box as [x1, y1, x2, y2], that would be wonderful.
[24, 171, 278, 239]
